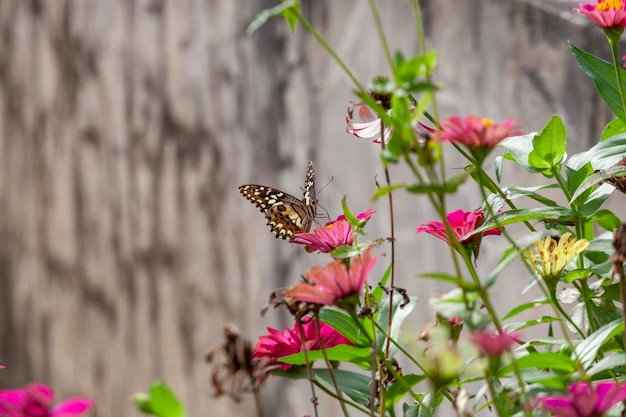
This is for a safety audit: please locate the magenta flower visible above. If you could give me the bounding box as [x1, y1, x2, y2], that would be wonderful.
[346, 103, 433, 144]
[416, 209, 501, 245]
[576, 1, 626, 29]
[417, 209, 501, 259]
[253, 320, 352, 374]
[470, 329, 520, 357]
[284, 247, 377, 308]
[291, 209, 375, 253]
[537, 380, 626, 417]
[0, 383, 94, 417]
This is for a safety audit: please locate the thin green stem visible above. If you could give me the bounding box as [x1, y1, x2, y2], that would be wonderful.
[314, 316, 351, 417]
[366, 0, 394, 72]
[296, 319, 320, 417]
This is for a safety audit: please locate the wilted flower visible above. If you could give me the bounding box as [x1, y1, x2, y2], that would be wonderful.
[205, 325, 255, 401]
[536, 380, 626, 417]
[292, 209, 375, 253]
[470, 329, 520, 357]
[0, 383, 94, 417]
[416, 209, 501, 259]
[346, 101, 433, 144]
[438, 115, 520, 164]
[524, 232, 589, 288]
[284, 248, 377, 309]
[575, 1, 626, 29]
[253, 320, 352, 375]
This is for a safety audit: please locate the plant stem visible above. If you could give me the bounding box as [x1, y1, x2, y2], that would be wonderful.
[296, 319, 320, 417]
[367, 0, 394, 72]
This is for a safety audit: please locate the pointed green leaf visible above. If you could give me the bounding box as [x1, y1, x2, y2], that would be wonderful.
[500, 133, 542, 173]
[568, 133, 626, 170]
[570, 43, 626, 123]
[247, 0, 300, 34]
[320, 309, 367, 346]
[146, 382, 185, 417]
[569, 165, 626, 203]
[574, 319, 623, 369]
[601, 118, 626, 140]
[528, 115, 567, 175]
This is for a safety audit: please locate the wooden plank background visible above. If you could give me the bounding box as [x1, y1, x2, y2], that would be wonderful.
[0, 1, 615, 416]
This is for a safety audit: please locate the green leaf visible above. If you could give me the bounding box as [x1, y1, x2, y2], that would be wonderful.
[495, 155, 504, 183]
[137, 382, 185, 417]
[372, 183, 405, 200]
[569, 165, 626, 203]
[246, 0, 300, 34]
[528, 115, 567, 176]
[499, 352, 576, 375]
[601, 118, 626, 140]
[313, 369, 371, 406]
[320, 309, 367, 346]
[593, 209, 622, 231]
[405, 171, 469, 195]
[385, 374, 427, 408]
[500, 133, 542, 173]
[501, 184, 559, 206]
[472, 207, 575, 235]
[377, 294, 417, 356]
[574, 319, 623, 369]
[372, 264, 392, 305]
[570, 43, 626, 123]
[503, 299, 549, 320]
[280, 345, 372, 368]
[587, 353, 626, 376]
[568, 132, 626, 170]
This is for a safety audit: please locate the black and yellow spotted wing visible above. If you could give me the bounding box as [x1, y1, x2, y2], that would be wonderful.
[239, 161, 317, 240]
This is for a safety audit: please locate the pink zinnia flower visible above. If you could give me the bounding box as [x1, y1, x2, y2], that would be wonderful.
[576, 1, 626, 29]
[537, 380, 626, 417]
[292, 209, 375, 253]
[416, 209, 501, 245]
[439, 115, 520, 150]
[0, 383, 94, 417]
[284, 247, 377, 308]
[470, 329, 520, 357]
[346, 102, 433, 144]
[417, 209, 501, 259]
[253, 321, 352, 374]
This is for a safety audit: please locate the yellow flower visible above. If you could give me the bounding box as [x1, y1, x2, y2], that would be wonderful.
[524, 233, 589, 285]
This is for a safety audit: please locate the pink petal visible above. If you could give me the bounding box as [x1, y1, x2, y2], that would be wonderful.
[51, 398, 94, 416]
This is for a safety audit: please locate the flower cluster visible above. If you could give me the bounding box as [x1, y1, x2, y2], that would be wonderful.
[253, 320, 352, 375]
[0, 383, 93, 417]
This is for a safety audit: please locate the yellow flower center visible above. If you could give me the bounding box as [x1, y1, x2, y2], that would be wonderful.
[326, 223, 334, 229]
[481, 118, 495, 127]
[596, 0, 625, 11]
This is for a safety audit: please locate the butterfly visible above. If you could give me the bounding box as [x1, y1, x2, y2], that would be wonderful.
[239, 161, 318, 240]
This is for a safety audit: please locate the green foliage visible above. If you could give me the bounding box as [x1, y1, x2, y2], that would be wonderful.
[528, 115, 567, 177]
[134, 382, 185, 417]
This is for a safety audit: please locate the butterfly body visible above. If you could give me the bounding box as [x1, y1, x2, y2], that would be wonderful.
[239, 161, 317, 240]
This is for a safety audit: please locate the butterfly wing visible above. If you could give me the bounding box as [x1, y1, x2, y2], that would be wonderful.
[238, 161, 318, 240]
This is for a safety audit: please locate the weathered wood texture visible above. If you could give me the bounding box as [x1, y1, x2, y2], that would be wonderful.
[0, 0, 614, 416]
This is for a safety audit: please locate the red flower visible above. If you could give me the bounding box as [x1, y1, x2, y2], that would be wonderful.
[469, 329, 520, 357]
[253, 321, 352, 374]
[537, 380, 626, 417]
[576, 1, 626, 29]
[284, 248, 377, 308]
[291, 209, 375, 253]
[0, 383, 94, 417]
